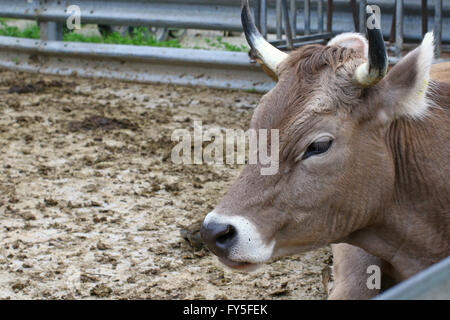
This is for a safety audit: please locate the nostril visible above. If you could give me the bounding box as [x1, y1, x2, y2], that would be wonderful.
[216, 225, 236, 246]
[200, 222, 237, 257]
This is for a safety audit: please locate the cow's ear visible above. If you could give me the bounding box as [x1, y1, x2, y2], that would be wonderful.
[327, 32, 368, 58]
[375, 32, 435, 121]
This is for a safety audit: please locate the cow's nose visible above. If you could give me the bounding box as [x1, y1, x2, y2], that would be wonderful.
[200, 222, 237, 257]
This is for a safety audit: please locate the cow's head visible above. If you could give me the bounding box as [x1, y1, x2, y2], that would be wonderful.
[200, 1, 435, 270]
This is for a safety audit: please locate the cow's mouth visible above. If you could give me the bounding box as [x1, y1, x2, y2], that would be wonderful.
[218, 257, 260, 271]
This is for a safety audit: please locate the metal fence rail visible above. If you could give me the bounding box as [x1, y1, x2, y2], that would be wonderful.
[0, 35, 274, 92]
[376, 256, 450, 300]
[0, 0, 447, 91]
[0, 1, 448, 43]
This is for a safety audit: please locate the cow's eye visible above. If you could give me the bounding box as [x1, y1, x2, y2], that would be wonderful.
[302, 137, 333, 160]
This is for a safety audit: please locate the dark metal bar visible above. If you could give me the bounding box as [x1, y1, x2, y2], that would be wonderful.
[395, 0, 404, 56]
[290, 0, 297, 37]
[304, 0, 311, 35]
[350, 0, 359, 32]
[271, 32, 336, 50]
[421, 0, 428, 37]
[260, 0, 268, 38]
[390, 4, 396, 43]
[281, 0, 294, 49]
[276, 0, 282, 39]
[326, 0, 333, 32]
[318, 0, 324, 33]
[274, 39, 325, 50]
[270, 32, 334, 46]
[254, 0, 261, 32]
[434, 0, 442, 57]
[39, 21, 63, 41]
[359, 0, 367, 35]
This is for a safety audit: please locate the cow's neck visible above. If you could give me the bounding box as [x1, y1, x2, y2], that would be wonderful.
[346, 83, 449, 280]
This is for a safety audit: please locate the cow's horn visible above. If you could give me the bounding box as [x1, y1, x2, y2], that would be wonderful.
[354, 6, 388, 87]
[241, 0, 288, 74]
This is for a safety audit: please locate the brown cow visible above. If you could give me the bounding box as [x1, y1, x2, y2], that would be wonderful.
[200, 1, 449, 299]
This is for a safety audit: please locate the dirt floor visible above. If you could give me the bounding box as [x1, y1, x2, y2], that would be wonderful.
[0, 69, 332, 300]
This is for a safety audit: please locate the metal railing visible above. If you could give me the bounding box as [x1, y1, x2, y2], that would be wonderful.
[0, 0, 447, 92]
[0, 34, 275, 92]
[376, 256, 450, 300]
[250, 0, 446, 56]
[0, 1, 448, 49]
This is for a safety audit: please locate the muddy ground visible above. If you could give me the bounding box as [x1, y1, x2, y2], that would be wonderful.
[0, 69, 332, 299]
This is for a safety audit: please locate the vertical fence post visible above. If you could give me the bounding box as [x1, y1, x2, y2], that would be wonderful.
[326, 0, 333, 32]
[260, 0, 268, 38]
[390, 4, 396, 43]
[281, 0, 294, 49]
[276, 0, 282, 39]
[39, 21, 63, 41]
[434, 0, 442, 58]
[254, 0, 261, 32]
[350, 0, 358, 32]
[304, 0, 311, 35]
[421, 0, 428, 37]
[290, 0, 296, 37]
[318, 0, 324, 33]
[359, 0, 367, 35]
[395, 0, 404, 57]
